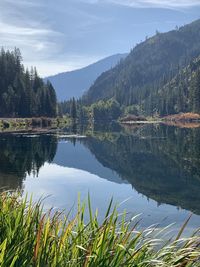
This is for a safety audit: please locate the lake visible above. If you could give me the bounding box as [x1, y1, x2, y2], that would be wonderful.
[0, 123, 200, 235]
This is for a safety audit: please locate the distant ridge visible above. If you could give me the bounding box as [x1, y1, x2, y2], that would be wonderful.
[45, 53, 127, 101]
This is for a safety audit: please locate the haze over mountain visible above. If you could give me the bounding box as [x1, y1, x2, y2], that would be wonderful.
[45, 53, 127, 101]
[1, 0, 200, 76]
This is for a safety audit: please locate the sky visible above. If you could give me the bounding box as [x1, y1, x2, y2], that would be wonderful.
[0, 0, 200, 77]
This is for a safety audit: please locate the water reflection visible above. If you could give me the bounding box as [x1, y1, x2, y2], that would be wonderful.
[0, 123, 200, 219]
[0, 133, 57, 190]
[81, 124, 200, 215]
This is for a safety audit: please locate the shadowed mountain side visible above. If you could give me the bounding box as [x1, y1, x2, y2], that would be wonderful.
[53, 140, 126, 184]
[82, 19, 200, 117]
[81, 125, 200, 214]
[45, 54, 127, 101]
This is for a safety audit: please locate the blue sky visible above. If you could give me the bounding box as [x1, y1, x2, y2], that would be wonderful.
[0, 0, 200, 76]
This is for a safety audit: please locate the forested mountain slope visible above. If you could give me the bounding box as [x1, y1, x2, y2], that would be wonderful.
[82, 19, 200, 116]
[45, 54, 127, 101]
[144, 56, 200, 115]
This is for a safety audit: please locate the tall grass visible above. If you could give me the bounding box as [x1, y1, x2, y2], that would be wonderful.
[0, 192, 199, 267]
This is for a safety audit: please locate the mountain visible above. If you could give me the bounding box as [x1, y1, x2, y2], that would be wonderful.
[82, 19, 200, 116]
[45, 53, 127, 101]
[144, 55, 200, 115]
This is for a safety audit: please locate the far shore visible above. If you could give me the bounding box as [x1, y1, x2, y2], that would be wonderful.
[120, 112, 200, 128]
[1, 112, 200, 133]
[0, 117, 71, 133]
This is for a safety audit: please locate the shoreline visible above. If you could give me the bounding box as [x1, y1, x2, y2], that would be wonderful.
[0, 117, 71, 133]
[1, 112, 200, 133]
[120, 112, 200, 128]
[120, 120, 200, 128]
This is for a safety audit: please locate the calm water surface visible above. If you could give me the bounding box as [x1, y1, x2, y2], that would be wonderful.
[0, 123, 200, 234]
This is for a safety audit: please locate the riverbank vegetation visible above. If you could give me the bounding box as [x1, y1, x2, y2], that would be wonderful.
[0, 193, 199, 267]
[0, 117, 71, 132]
[58, 97, 200, 125]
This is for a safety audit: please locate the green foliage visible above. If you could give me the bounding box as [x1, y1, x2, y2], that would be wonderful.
[143, 56, 200, 116]
[191, 70, 200, 113]
[70, 97, 77, 120]
[91, 99, 121, 121]
[0, 48, 57, 118]
[124, 105, 139, 116]
[58, 100, 71, 116]
[82, 19, 200, 116]
[77, 104, 90, 122]
[59, 99, 121, 122]
[58, 99, 84, 121]
[0, 193, 199, 267]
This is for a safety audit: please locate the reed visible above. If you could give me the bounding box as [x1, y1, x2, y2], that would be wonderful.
[0, 192, 199, 267]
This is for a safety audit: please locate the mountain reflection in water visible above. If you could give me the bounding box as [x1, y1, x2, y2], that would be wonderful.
[0, 123, 200, 228]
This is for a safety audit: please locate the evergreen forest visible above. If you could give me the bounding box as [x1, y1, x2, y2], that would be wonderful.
[71, 19, 200, 121]
[0, 48, 57, 118]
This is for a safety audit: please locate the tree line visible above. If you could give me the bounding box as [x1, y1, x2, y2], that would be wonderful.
[59, 56, 200, 121]
[0, 48, 57, 118]
[58, 97, 122, 122]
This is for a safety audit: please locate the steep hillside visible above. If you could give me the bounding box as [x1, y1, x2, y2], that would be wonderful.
[144, 56, 200, 115]
[82, 19, 200, 116]
[45, 53, 127, 101]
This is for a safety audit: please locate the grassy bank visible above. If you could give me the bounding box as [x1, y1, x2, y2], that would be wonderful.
[0, 193, 199, 267]
[0, 117, 71, 132]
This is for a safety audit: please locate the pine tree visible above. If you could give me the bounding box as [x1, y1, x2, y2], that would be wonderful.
[193, 71, 200, 113]
[0, 47, 57, 118]
[70, 97, 77, 121]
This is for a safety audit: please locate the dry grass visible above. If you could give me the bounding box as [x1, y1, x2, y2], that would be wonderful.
[163, 112, 200, 122]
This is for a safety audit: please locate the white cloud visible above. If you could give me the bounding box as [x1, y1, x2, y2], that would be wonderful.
[0, 22, 59, 37]
[82, 0, 200, 8]
[0, 0, 114, 76]
[116, 0, 200, 8]
[0, 0, 199, 76]
[3, 0, 40, 6]
[0, 0, 63, 71]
